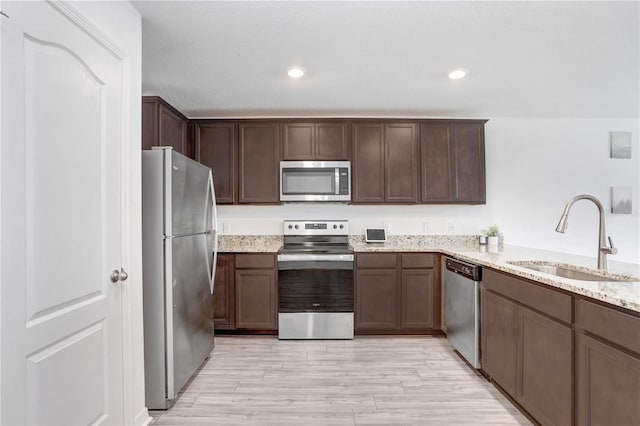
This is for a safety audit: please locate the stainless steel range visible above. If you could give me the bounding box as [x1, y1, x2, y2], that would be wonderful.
[277, 220, 354, 339]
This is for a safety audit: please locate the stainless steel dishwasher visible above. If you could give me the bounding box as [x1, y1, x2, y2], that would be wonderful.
[444, 257, 482, 369]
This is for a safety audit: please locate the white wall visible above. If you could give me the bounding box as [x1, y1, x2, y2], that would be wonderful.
[487, 117, 639, 264]
[217, 203, 493, 236]
[219, 117, 639, 265]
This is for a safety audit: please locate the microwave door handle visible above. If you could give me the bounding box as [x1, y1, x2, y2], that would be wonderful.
[335, 168, 340, 195]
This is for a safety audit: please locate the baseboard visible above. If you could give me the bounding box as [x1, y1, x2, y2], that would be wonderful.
[135, 407, 152, 426]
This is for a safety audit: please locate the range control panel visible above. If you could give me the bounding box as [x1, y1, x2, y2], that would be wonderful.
[283, 220, 349, 236]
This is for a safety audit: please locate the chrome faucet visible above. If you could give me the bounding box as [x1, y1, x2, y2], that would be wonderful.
[555, 194, 617, 271]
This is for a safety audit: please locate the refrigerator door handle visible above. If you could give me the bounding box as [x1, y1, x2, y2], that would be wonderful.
[208, 171, 218, 295]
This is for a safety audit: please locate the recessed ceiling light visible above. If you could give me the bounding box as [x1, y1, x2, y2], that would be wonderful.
[448, 69, 468, 80]
[288, 68, 304, 78]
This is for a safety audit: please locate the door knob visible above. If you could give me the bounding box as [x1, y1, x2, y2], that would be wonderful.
[111, 268, 128, 283]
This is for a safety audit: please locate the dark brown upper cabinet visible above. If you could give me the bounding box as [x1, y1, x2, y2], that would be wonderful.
[352, 123, 385, 202]
[352, 122, 418, 203]
[238, 122, 280, 204]
[420, 120, 486, 204]
[142, 96, 188, 156]
[194, 122, 236, 204]
[385, 123, 419, 203]
[282, 122, 349, 161]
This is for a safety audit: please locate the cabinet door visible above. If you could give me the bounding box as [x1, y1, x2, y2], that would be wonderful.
[213, 254, 235, 329]
[385, 123, 418, 203]
[452, 123, 485, 203]
[235, 269, 278, 330]
[142, 100, 159, 150]
[481, 290, 518, 395]
[238, 123, 280, 203]
[196, 122, 236, 204]
[400, 269, 434, 329]
[316, 123, 349, 160]
[576, 333, 640, 426]
[283, 123, 314, 160]
[352, 123, 385, 203]
[159, 103, 187, 155]
[517, 307, 572, 426]
[355, 269, 397, 330]
[420, 123, 452, 202]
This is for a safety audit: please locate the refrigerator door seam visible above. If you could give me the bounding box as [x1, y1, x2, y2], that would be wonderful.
[163, 148, 175, 401]
[209, 171, 218, 295]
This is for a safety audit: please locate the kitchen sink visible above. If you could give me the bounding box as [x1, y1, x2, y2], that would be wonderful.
[506, 261, 636, 282]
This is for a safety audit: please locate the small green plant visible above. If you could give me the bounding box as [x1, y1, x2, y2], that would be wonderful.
[483, 225, 500, 237]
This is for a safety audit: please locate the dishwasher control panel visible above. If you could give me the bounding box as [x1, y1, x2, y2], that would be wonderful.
[445, 258, 482, 281]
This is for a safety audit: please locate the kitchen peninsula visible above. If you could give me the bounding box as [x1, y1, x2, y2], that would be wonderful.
[215, 234, 640, 426]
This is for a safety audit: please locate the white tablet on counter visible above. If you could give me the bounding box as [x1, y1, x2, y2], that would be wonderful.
[365, 228, 387, 243]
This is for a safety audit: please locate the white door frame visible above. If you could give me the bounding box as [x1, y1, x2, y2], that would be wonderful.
[0, 1, 149, 424]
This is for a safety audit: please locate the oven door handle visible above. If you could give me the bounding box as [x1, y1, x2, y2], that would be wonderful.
[277, 254, 354, 262]
[278, 261, 354, 271]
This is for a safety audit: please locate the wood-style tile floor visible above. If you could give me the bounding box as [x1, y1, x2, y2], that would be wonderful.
[150, 336, 531, 425]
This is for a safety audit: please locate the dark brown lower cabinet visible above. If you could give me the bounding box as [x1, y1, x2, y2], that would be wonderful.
[235, 254, 277, 330]
[400, 269, 435, 329]
[213, 254, 235, 329]
[576, 333, 640, 426]
[482, 269, 572, 426]
[575, 298, 640, 426]
[518, 307, 572, 426]
[355, 269, 398, 329]
[355, 253, 438, 333]
[213, 253, 277, 332]
[481, 290, 518, 395]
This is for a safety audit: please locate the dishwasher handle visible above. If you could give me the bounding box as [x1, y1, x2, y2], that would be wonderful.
[445, 257, 482, 281]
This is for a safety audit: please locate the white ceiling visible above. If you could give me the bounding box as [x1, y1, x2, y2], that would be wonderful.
[132, 1, 639, 119]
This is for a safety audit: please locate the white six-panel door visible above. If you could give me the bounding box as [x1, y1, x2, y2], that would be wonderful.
[1, 1, 127, 424]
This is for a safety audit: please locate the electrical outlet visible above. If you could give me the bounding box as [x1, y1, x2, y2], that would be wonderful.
[223, 222, 231, 233]
[423, 221, 431, 234]
[447, 221, 457, 234]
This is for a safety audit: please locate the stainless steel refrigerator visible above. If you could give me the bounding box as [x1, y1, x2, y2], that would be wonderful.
[142, 147, 218, 409]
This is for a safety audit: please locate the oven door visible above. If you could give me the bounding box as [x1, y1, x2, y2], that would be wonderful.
[277, 255, 354, 313]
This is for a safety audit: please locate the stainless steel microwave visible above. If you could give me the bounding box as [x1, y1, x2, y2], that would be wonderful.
[280, 161, 351, 202]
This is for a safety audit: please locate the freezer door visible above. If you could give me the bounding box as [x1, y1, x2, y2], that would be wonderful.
[167, 149, 213, 236]
[166, 233, 215, 401]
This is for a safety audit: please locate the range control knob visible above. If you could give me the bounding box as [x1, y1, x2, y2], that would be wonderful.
[294, 224, 299, 229]
[339, 224, 344, 229]
[333, 224, 338, 229]
[288, 224, 293, 229]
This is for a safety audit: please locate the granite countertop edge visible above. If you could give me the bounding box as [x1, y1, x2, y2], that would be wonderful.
[217, 235, 640, 313]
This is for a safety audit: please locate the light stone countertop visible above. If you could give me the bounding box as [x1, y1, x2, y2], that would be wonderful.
[218, 235, 283, 253]
[217, 234, 640, 313]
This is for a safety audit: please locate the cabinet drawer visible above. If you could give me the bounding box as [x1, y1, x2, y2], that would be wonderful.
[235, 253, 275, 269]
[484, 269, 572, 323]
[356, 253, 397, 269]
[575, 298, 640, 354]
[401, 253, 434, 269]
